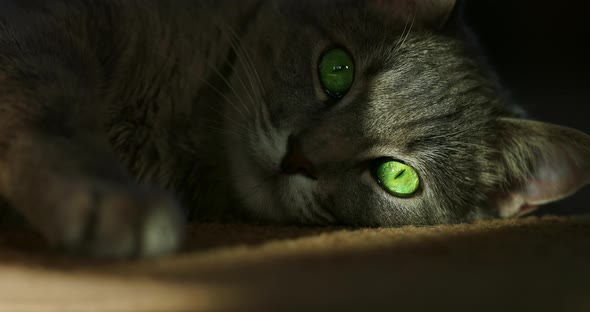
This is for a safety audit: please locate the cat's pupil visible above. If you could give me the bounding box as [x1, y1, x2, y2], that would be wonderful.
[373, 160, 420, 198]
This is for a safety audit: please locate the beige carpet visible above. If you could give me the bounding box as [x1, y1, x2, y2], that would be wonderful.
[1, 217, 590, 311]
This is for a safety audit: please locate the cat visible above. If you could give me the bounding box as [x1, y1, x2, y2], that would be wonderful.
[0, 0, 588, 258]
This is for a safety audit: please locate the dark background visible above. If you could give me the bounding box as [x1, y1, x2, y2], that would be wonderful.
[464, 1, 590, 215]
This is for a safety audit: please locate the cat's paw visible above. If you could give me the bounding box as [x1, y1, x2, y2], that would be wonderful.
[38, 180, 184, 259]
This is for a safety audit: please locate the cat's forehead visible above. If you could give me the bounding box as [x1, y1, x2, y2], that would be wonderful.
[354, 36, 500, 151]
[280, 0, 456, 29]
[273, 0, 463, 65]
[263, 0, 502, 151]
[368, 0, 457, 30]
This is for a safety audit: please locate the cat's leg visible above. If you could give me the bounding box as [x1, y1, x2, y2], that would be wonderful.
[0, 80, 183, 259]
[0, 3, 185, 257]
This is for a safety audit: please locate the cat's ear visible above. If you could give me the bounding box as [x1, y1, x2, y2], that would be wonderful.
[368, 0, 459, 28]
[494, 118, 590, 217]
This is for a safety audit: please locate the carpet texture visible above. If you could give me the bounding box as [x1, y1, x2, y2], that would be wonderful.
[1, 217, 590, 311]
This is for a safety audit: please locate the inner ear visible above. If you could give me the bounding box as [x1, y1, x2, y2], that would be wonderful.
[369, 0, 458, 28]
[494, 118, 590, 218]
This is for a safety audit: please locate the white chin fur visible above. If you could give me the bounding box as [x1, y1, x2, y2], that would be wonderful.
[279, 175, 333, 225]
[230, 128, 328, 224]
[229, 129, 288, 222]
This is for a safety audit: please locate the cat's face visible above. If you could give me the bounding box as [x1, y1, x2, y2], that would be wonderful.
[221, 0, 589, 226]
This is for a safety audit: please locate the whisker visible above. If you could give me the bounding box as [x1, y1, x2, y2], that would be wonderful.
[221, 23, 265, 103]
[219, 22, 272, 133]
[203, 102, 257, 136]
[218, 23, 260, 115]
[204, 126, 250, 143]
[393, 13, 411, 52]
[195, 74, 251, 121]
[202, 57, 252, 120]
[394, 11, 416, 54]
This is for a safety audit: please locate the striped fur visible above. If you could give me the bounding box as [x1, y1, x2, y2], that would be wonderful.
[0, 0, 587, 257]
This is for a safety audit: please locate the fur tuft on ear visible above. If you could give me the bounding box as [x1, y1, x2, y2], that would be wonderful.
[368, 0, 457, 28]
[494, 118, 590, 218]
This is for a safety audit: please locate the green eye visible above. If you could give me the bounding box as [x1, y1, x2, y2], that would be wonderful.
[318, 48, 355, 98]
[373, 159, 420, 197]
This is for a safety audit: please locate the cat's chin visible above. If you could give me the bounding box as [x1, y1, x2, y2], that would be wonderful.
[274, 174, 330, 225]
[229, 147, 329, 224]
[227, 140, 284, 222]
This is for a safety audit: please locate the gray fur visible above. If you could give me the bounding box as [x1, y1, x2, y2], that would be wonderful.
[0, 0, 588, 258]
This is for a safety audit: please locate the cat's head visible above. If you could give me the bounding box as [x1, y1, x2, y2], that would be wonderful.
[222, 0, 590, 226]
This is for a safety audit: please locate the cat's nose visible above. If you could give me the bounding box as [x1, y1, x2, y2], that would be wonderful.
[280, 135, 318, 180]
